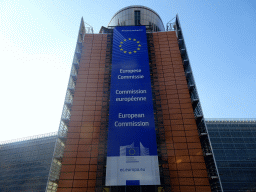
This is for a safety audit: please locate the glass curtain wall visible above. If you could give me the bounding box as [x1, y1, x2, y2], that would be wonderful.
[206, 119, 256, 192]
[0, 133, 57, 192]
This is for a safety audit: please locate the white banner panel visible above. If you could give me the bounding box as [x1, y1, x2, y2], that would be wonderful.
[106, 156, 160, 186]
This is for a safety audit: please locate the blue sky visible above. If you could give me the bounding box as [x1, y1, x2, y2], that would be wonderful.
[0, 0, 255, 142]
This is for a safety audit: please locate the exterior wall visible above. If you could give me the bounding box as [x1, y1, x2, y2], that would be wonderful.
[206, 120, 256, 192]
[0, 133, 57, 192]
[152, 31, 211, 192]
[57, 34, 108, 192]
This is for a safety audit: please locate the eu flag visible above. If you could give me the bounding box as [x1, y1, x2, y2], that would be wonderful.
[126, 147, 140, 156]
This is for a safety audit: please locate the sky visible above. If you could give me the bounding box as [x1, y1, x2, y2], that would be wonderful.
[0, 0, 256, 142]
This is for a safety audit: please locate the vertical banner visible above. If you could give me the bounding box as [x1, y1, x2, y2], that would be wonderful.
[105, 26, 160, 186]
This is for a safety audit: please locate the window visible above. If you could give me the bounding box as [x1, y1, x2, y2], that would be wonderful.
[134, 10, 141, 25]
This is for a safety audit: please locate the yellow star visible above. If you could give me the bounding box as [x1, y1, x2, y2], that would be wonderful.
[137, 41, 140, 43]
[137, 48, 140, 50]
[124, 39, 127, 41]
[119, 45, 122, 47]
[129, 52, 132, 54]
[129, 38, 131, 40]
[120, 48, 123, 51]
[124, 51, 127, 53]
[120, 42, 123, 44]
[133, 51, 137, 53]
[133, 39, 136, 41]
[138, 44, 141, 47]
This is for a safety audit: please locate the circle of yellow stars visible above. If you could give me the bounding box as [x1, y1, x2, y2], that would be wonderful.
[128, 148, 136, 155]
[119, 38, 142, 54]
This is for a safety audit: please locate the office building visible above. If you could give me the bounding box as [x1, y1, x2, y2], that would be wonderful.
[46, 6, 222, 192]
[0, 132, 57, 192]
[206, 119, 256, 192]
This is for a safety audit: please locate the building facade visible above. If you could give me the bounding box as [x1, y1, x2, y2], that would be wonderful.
[206, 119, 256, 192]
[0, 132, 57, 192]
[46, 6, 222, 192]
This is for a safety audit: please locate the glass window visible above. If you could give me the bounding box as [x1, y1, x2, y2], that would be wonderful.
[211, 137, 222, 143]
[231, 132, 241, 137]
[233, 138, 244, 143]
[222, 143, 234, 148]
[234, 143, 246, 148]
[212, 143, 223, 148]
[242, 132, 252, 137]
[134, 10, 141, 25]
[221, 138, 233, 143]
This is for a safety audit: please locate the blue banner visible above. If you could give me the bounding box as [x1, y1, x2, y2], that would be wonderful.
[105, 26, 160, 186]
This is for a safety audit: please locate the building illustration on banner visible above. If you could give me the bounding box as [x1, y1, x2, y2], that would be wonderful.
[120, 142, 149, 157]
